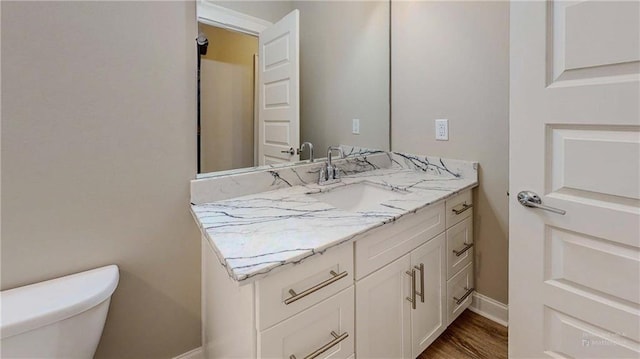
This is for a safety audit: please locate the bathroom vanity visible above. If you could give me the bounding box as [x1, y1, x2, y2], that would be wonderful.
[191, 149, 477, 358]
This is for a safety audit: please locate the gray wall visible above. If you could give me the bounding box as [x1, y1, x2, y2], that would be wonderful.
[391, 1, 510, 304]
[296, 0, 390, 153]
[213, 1, 293, 24]
[1, 1, 201, 357]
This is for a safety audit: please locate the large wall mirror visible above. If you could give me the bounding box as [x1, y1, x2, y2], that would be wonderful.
[196, 0, 390, 177]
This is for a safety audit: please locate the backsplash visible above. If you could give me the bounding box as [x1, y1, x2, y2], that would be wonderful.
[190, 146, 477, 204]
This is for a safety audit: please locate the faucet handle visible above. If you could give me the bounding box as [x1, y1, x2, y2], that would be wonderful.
[319, 166, 334, 183]
[326, 166, 335, 180]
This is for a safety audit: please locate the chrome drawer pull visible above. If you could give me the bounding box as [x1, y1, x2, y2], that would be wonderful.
[453, 287, 475, 305]
[453, 242, 474, 257]
[451, 202, 473, 215]
[289, 331, 349, 359]
[415, 264, 424, 303]
[284, 270, 348, 305]
[405, 269, 416, 309]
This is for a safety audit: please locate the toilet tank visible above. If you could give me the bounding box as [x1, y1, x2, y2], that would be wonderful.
[0, 265, 119, 358]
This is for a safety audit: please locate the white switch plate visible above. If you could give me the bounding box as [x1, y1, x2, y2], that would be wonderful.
[352, 118, 360, 135]
[435, 119, 448, 140]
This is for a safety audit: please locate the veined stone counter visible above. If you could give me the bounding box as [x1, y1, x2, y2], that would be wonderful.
[190, 149, 478, 284]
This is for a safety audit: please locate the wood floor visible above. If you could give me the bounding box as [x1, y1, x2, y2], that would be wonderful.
[418, 310, 508, 359]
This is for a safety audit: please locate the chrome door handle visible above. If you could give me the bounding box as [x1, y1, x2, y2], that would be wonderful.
[281, 147, 295, 155]
[414, 264, 424, 303]
[517, 190, 566, 215]
[406, 269, 416, 310]
[289, 331, 349, 359]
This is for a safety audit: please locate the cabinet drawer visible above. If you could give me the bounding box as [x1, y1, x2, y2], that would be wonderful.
[447, 262, 474, 325]
[355, 202, 445, 279]
[258, 287, 355, 359]
[256, 244, 353, 331]
[445, 190, 473, 228]
[446, 217, 474, 279]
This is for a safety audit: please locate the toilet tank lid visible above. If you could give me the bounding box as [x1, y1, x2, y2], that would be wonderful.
[0, 265, 119, 339]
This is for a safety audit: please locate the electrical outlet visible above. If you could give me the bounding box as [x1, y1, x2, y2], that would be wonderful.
[352, 119, 360, 135]
[435, 119, 448, 140]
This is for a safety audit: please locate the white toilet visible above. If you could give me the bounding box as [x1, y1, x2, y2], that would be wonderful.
[0, 265, 119, 358]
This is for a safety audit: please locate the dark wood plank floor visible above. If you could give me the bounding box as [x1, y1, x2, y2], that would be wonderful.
[418, 310, 508, 359]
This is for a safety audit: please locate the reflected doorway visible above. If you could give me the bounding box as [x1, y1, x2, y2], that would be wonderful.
[198, 23, 258, 174]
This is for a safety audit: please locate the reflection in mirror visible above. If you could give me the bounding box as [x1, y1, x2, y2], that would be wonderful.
[196, 0, 390, 178]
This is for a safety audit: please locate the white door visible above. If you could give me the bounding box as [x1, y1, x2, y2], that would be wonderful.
[356, 254, 412, 359]
[410, 233, 446, 358]
[510, 1, 640, 358]
[258, 9, 300, 165]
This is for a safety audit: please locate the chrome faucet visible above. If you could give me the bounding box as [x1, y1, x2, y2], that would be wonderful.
[299, 142, 314, 163]
[319, 146, 344, 185]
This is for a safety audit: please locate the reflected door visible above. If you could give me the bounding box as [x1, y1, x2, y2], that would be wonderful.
[258, 9, 300, 165]
[510, 1, 640, 357]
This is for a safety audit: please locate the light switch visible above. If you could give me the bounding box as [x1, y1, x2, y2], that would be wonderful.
[352, 119, 360, 135]
[435, 119, 448, 140]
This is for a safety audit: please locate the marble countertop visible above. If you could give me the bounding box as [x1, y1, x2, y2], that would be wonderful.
[191, 152, 477, 284]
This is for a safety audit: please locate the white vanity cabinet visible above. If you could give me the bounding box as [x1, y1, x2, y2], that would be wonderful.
[356, 233, 446, 359]
[354, 189, 474, 359]
[200, 189, 474, 359]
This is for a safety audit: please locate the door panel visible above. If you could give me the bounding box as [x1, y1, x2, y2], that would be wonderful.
[548, 126, 639, 200]
[258, 10, 300, 165]
[410, 233, 446, 358]
[544, 307, 639, 359]
[549, 1, 640, 84]
[356, 254, 411, 359]
[545, 226, 639, 305]
[510, 1, 640, 357]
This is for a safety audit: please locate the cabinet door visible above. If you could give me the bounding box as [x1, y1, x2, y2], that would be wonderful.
[410, 233, 447, 358]
[447, 262, 474, 325]
[445, 189, 473, 228]
[356, 254, 412, 359]
[259, 287, 354, 359]
[446, 217, 473, 279]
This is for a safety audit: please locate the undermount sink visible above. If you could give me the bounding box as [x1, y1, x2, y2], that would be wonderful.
[309, 182, 408, 212]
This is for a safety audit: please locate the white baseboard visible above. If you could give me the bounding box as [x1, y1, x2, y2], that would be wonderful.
[173, 347, 203, 359]
[468, 292, 509, 327]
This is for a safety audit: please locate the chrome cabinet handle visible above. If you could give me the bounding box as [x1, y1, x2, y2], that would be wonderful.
[518, 191, 566, 215]
[453, 287, 475, 305]
[284, 270, 348, 305]
[451, 202, 473, 215]
[405, 269, 416, 309]
[281, 147, 295, 155]
[289, 331, 349, 359]
[414, 264, 424, 303]
[453, 242, 474, 257]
